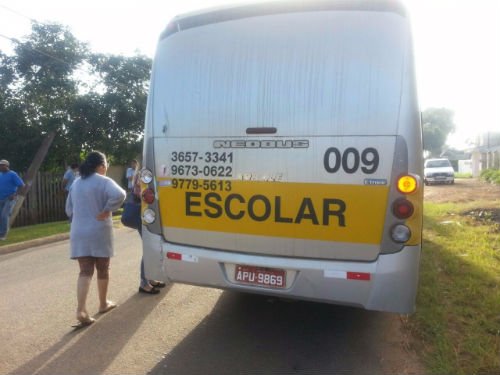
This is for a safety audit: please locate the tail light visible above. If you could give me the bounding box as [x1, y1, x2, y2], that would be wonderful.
[392, 198, 414, 219]
[142, 188, 155, 204]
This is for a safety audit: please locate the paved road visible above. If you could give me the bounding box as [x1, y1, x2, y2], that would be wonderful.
[0, 228, 423, 375]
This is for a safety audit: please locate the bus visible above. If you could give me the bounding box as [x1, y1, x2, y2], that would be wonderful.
[139, 0, 423, 313]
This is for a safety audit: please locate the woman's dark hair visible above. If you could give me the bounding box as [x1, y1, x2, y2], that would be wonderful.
[79, 151, 106, 179]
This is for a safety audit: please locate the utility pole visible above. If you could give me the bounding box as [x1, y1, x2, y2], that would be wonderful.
[9, 131, 56, 227]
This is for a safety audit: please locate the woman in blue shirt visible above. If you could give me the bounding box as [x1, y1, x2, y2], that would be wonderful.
[66, 151, 126, 328]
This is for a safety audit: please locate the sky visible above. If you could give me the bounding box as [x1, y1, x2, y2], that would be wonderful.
[0, 0, 498, 149]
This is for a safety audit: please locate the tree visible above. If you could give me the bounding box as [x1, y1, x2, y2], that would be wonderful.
[0, 22, 152, 171]
[81, 54, 152, 163]
[0, 52, 40, 170]
[15, 23, 88, 169]
[422, 108, 456, 157]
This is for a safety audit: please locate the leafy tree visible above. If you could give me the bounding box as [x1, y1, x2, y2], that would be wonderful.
[14, 23, 88, 170]
[0, 52, 40, 170]
[81, 54, 152, 163]
[422, 108, 456, 157]
[0, 22, 152, 171]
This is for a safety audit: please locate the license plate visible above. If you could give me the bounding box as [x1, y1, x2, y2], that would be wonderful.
[234, 265, 286, 288]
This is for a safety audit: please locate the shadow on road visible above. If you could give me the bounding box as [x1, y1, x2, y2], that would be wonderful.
[8, 286, 171, 375]
[149, 291, 395, 375]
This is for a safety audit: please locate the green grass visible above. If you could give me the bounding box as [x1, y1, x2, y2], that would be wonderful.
[454, 172, 472, 178]
[480, 169, 500, 185]
[0, 220, 71, 246]
[0, 211, 123, 246]
[410, 199, 500, 375]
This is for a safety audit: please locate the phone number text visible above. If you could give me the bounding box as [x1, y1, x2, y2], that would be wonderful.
[171, 151, 233, 163]
[170, 165, 233, 177]
[172, 178, 232, 192]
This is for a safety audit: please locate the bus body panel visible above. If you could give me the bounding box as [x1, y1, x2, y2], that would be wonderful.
[151, 11, 408, 138]
[154, 135, 398, 261]
[142, 0, 422, 313]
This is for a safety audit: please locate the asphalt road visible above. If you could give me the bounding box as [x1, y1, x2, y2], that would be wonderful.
[0, 228, 423, 375]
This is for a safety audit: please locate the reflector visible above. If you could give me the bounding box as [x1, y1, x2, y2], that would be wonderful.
[167, 252, 182, 260]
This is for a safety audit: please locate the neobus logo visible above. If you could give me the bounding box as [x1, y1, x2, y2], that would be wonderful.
[213, 140, 309, 149]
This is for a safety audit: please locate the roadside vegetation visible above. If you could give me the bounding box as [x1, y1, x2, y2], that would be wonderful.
[0, 211, 123, 247]
[480, 168, 500, 185]
[454, 172, 472, 179]
[410, 198, 500, 374]
[1, 221, 70, 246]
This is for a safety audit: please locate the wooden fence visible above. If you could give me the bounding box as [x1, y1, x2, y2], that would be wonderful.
[11, 166, 127, 228]
[12, 171, 67, 227]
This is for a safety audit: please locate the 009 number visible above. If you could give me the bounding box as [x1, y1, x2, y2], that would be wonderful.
[323, 147, 379, 174]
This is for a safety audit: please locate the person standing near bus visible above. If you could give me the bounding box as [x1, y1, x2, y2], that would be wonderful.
[62, 163, 79, 193]
[66, 151, 126, 328]
[125, 159, 138, 192]
[129, 166, 166, 294]
[0, 159, 25, 241]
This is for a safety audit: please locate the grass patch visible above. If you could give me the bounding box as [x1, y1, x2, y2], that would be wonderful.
[480, 169, 500, 185]
[0, 212, 124, 247]
[410, 199, 500, 374]
[1, 221, 71, 246]
[454, 172, 472, 179]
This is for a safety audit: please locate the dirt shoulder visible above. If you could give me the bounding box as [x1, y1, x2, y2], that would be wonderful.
[424, 178, 500, 204]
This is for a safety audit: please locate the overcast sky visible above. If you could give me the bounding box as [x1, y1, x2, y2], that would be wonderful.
[0, 0, 498, 149]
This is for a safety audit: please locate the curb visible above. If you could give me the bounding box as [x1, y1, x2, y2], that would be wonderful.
[0, 233, 70, 255]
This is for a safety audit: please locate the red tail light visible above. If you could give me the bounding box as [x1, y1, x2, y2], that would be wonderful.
[142, 188, 155, 204]
[392, 198, 414, 219]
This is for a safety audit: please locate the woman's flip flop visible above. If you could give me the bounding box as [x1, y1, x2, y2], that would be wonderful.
[71, 318, 95, 330]
[98, 302, 117, 314]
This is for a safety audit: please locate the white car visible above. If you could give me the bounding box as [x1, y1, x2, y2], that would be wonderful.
[424, 158, 455, 185]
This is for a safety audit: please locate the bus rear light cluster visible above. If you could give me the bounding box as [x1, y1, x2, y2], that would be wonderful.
[390, 174, 418, 243]
[138, 168, 157, 225]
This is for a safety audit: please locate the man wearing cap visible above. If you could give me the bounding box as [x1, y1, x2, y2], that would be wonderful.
[0, 159, 25, 240]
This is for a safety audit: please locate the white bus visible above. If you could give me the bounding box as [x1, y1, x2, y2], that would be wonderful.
[140, 0, 423, 313]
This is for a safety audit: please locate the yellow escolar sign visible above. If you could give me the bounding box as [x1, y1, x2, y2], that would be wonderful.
[158, 179, 389, 244]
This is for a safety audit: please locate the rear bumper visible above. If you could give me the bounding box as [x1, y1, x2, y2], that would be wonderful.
[425, 176, 454, 184]
[142, 228, 420, 314]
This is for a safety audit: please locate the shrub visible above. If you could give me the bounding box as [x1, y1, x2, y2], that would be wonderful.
[480, 169, 500, 184]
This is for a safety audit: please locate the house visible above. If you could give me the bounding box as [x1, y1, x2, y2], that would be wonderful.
[469, 132, 500, 177]
[439, 149, 471, 172]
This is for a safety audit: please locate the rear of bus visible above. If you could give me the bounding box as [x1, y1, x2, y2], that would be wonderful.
[140, 0, 423, 313]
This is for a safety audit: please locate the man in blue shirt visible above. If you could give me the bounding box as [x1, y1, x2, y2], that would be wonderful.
[0, 159, 25, 240]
